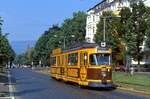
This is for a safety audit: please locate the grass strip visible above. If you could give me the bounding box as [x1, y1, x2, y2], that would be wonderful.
[113, 72, 150, 93]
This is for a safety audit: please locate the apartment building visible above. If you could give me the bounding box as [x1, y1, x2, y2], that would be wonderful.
[86, 0, 150, 66]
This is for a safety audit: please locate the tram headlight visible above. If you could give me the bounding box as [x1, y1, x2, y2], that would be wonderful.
[101, 72, 107, 77]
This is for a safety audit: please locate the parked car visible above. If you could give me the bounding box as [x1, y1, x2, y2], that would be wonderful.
[115, 65, 126, 72]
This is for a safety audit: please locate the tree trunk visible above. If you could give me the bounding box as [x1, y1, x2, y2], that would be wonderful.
[137, 57, 140, 72]
[137, 43, 141, 72]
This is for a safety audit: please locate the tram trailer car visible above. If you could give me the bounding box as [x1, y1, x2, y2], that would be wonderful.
[50, 43, 113, 87]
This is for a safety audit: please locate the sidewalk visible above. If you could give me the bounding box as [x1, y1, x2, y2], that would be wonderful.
[0, 72, 9, 97]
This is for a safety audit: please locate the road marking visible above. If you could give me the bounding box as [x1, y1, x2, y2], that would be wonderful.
[8, 70, 15, 99]
[0, 97, 14, 99]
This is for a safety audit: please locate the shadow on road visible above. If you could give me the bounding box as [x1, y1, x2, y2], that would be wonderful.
[13, 88, 46, 96]
[0, 73, 8, 84]
[0, 73, 9, 97]
[81, 86, 117, 91]
[52, 78, 116, 92]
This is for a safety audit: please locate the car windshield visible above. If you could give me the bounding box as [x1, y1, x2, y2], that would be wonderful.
[90, 54, 110, 65]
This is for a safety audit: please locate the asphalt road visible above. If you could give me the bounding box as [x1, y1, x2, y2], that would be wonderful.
[10, 68, 150, 99]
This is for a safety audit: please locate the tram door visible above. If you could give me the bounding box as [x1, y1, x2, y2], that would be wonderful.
[80, 52, 88, 81]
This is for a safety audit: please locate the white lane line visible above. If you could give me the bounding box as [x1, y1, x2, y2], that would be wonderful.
[8, 70, 15, 99]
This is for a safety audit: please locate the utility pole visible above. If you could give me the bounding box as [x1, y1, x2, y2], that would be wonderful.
[101, 16, 121, 47]
[103, 17, 106, 42]
[101, 17, 107, 47]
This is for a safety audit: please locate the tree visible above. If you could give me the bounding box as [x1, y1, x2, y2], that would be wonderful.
[145, 7, 150, 48]
[95, 1, 148, 71]
[0, 17, 15, 67]
[34, 25, 61, 66]
[124, 1, 147, 71]
[33, 11, 87, 66]
[61, 11, 87, 48]
[94, 11, 125, 66]
[94, 11, 115, 45]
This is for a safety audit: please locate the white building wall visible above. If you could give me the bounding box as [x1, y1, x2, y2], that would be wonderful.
[144, 0, 150, 6]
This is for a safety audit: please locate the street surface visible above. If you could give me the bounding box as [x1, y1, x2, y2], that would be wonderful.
[10, 68, 150, 99]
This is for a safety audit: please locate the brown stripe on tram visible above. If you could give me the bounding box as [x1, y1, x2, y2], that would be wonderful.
[86, 68, 112, 80]
[87, 68, 101, 80]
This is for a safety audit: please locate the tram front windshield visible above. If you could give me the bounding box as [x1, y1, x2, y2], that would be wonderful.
[90, 54, 110, 65]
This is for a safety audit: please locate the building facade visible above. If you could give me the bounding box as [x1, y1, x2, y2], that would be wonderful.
[86, 0, 150, 66]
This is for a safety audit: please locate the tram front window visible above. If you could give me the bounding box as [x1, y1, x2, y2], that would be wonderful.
[90, 54, 110, 65]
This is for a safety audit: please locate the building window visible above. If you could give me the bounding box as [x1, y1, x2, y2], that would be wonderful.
[68, 53, 78, 66]
[86, 37, 91, 42]
[93, 27, 95, 34]
[93, 16, 95, 22]
[96, 6, 99, 10]
[99, 5, 101, 9]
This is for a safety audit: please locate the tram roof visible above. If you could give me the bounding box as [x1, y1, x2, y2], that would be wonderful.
[63, 43, 99, 52]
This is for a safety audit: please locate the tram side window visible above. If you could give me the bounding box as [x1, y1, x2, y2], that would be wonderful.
[80, 52, 88, 66]
[51, 57, 56, 66]
[57, 56, 60, 66]
[68, 53, 78, 66]
[90, 55, 96, 65]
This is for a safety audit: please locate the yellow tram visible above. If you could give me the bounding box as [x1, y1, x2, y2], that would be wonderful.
[50, 43, 113, 87]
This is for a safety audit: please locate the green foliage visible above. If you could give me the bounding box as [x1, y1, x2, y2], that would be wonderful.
[124, 1, 147, 65]
[113, 72, 150, 86]
[34, 25, 61, 66]
[95, 1, 149, 70]
[32, 11, 87, 66]
[62, 11, 87, 47]
[14, 48, 35, 66]
[0, 17, 15, 66]
[145, 7, 150, 48]
[94, 11, 124, 65]
[94, 11, 113, 44]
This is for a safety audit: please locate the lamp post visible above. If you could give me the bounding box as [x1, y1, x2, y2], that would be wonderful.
[101, 16, 121, 47]
[103, 17, 106, 42]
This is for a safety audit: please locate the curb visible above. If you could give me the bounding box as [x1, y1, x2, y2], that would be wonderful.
[118, 86, 150, 96]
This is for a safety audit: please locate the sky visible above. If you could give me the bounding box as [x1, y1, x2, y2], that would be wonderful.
[0, 0, 101, 41]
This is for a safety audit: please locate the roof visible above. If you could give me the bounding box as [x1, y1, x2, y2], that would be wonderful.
[63, 43, 99, 52]
[87, 0, 106, 12]
[87, 0, 117, 13]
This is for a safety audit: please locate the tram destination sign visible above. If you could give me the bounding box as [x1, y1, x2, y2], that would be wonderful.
[97, 48, 110, 53]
